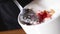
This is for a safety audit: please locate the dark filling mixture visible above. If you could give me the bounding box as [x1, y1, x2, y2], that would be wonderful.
[20, 9, 55, 25]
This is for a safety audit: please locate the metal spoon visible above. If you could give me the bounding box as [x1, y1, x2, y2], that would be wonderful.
[13, 0, 33, 25]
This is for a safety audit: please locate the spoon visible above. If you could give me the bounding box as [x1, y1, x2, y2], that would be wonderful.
[13, 0, 36, 25]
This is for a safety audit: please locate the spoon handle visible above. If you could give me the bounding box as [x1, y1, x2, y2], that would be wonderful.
[13, 0, 23, 13]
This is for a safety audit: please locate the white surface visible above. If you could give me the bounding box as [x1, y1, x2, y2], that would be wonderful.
[18, 0, 60, 34]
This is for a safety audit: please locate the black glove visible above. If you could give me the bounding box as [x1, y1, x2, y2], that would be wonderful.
[0, 0, 33, 31]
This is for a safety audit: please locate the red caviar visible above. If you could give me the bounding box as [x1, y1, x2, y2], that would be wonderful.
[37, 9, 55, 23]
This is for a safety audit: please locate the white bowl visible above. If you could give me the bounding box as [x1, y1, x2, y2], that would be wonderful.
[18, 0, 60, 34]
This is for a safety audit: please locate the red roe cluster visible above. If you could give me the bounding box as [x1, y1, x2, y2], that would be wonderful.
[37, 9, 55, 23]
